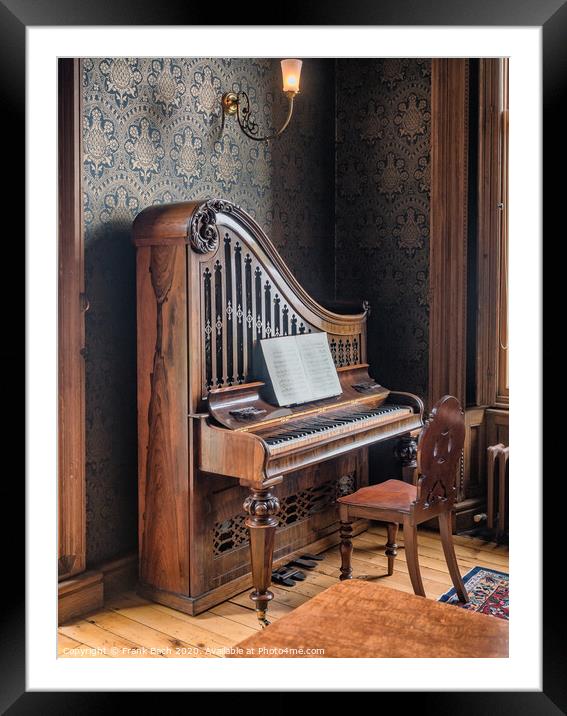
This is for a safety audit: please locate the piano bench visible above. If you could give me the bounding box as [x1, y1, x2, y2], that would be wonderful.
[227, 580, 508, 658]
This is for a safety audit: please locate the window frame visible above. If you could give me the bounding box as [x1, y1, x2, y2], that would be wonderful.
[496, 59, 509, 405]
[475, 58, 509, 409]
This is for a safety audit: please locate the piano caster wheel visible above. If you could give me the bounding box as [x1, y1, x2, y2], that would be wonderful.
[257, 611, 271, 628]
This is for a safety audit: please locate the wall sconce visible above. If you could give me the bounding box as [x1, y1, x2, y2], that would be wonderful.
[221, 59, 302, 142]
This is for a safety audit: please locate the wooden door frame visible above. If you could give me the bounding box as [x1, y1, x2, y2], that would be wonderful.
[428, 58, 469, 410]
[58, 58, 86, 581]
[476, 58, 509, 408]
[429, 59, 479, 531]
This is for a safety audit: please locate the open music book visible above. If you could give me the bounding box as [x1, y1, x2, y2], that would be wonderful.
[255, 332, 342, 407]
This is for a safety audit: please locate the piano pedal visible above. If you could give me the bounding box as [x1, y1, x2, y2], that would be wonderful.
[272, 566, 306, 586]
[299, 553, 324, 561]
[273, 576, 296, 587]
[271, 567, 295, 586]
[288, 557, 317, 569]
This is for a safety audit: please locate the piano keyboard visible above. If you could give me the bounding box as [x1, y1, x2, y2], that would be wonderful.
[257, 404, 413, 454]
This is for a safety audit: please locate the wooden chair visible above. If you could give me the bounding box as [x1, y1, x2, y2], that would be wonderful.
[337, 395, 468, 602]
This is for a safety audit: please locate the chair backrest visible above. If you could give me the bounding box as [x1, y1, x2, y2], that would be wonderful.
[414, 395, 465, 511]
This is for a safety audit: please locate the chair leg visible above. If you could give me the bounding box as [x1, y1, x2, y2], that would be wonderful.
[402, 518, 425, 597]
[339, 520, 354, 581]
[438, 511, 468, 603]
[386, 523, 398, 576]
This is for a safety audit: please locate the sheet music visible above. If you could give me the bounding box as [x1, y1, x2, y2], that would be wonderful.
[257, 332, 342, 407]
[296, 332, 342, 401]
[258, 335, 312, 406]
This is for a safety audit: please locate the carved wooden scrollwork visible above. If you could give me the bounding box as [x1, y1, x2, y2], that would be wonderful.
[395, 435, 418, 467]
[243, 489, 280, 519]
[414, 395, 465, 510]
[423, 478, 450, 507]
[189, 199, 235, 254]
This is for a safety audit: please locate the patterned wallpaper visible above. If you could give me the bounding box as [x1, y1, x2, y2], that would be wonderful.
[335, 59, 431, 399]
[82, 57, 335, 565]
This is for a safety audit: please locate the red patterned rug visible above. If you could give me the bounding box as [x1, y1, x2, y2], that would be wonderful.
[438, 566, 509, 620]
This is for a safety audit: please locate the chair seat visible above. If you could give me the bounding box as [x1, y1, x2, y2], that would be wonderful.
[337, 479, 417, 513]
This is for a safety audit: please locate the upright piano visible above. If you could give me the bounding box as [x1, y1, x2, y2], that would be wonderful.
[133, 199, 423, 624]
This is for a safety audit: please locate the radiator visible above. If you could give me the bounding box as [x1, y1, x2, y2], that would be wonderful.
[486, 443, 509, 538]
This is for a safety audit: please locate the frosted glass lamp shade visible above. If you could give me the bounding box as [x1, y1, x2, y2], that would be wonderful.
[281, 59, 302, 93]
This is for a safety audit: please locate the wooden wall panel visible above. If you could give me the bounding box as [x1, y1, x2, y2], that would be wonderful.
[486, 408, 509, 448]
[475, 59, 506, 407]
[58, 58, 86, 580]
[429, 59, 469, 409]
[460, 408, 487, 505]
[137, 245, 190, 596]
[58, 572, 103, 625]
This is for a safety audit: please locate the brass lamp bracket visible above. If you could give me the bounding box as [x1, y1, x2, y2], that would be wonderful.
[222, 92, 239, 116]
[221, 90, 297, 142]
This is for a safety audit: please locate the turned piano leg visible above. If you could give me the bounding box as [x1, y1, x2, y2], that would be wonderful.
[243, 486, 280, 627]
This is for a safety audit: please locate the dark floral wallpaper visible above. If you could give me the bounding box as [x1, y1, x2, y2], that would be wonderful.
[82, 57, 335, 565]
[335, 59, 431, 400]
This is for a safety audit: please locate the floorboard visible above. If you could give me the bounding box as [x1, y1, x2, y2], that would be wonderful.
[58, 528, 508, 657]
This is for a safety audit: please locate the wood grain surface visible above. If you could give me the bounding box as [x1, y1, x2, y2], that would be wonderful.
[228, 579, 508, 658]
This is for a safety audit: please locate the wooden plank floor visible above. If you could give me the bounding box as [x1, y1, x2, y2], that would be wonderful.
[58, 526, 509, 658]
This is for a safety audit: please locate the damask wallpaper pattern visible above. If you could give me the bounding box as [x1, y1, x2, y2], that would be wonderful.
[335, 59, 431, 399]
[82, 57, 335, 564]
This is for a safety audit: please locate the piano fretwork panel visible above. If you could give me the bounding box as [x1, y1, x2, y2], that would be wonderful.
[212, 472, 358, 558]
[132, 198, 422, 624]
[200, 229, 362, 393]
[205, 454, 366, 591]
[329, 335, 360, 367]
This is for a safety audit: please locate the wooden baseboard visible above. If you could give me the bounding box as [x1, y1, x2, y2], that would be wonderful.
[453, 498, 486, 533]
[98, 553, 138, 598]
[60, 522, 370, 622]
[58, 552, 138, 625]
[58, 571, 103, 625]
[412, 498, 486, 535]
[138, 520, 369, 616]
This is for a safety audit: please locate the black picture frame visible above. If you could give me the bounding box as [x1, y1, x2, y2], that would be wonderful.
[11, 0, 558, 710]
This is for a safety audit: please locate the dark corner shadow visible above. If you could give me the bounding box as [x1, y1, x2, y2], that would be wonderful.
[83, 222, 138, 566]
